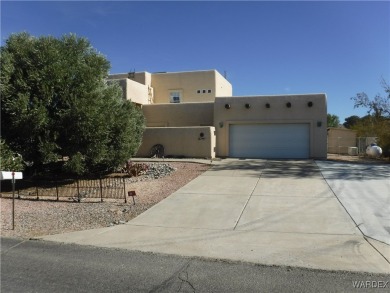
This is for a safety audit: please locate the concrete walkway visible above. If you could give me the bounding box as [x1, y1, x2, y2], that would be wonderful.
[40, 159, 390, 274]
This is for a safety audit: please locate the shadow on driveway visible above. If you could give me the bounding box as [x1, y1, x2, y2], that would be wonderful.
[210, 159, 322, 178]
[316, 160, 390, 181]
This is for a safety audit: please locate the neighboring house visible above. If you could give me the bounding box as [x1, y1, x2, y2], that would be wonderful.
[108, 70, 327, 159]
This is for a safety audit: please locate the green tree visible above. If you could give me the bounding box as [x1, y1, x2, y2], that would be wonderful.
[327, 114, 340, 128]
[1, 32, 145, 174]
[0, 139, 24, 171]
[343, 115, 361, 129]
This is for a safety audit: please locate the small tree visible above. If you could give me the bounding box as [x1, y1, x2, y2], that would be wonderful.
[1, 32, 145, 174]
[327, 114, 340, 128]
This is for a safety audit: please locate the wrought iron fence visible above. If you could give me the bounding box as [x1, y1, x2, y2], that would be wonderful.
[1, 177, 128, 203]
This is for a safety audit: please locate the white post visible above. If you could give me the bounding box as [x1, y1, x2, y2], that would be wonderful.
[12, 171, 15, 230]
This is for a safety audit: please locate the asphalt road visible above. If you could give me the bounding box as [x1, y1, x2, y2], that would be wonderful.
[1, 238, 389, 293]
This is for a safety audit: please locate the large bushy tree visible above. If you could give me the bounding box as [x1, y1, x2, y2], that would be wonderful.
[1, 32, 145, 174]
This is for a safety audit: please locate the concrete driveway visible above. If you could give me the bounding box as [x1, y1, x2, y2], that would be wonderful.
[316, 160, 390, 266]
[40, 159, 390, 274]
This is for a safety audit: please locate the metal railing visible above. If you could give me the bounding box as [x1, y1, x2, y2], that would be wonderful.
[1, 177, 128, 203]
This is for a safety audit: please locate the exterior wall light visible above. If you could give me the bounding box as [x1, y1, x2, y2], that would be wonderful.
[199, 132, 205, 140]
[286, 102, 292, 108]
[308, 101, 313, 107]
[266, 103, 271, 108]
[245, 103, 251, 109]
[219, 121, 224, 128]
[225, 103, 231, 109]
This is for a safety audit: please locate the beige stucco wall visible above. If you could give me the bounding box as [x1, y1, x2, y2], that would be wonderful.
[136, 127, 216, 158]
[327, 128, 357, 154]
[118, 79, 150, 105]
[133, 72, 152, 87]
[108, 73, 128, 80]
[108, 72, 152, 87]
[142, 102, 214, 127]
[214, 94, 328, 158]
[151, 70, 232, 104]
[215, 70, 233, 97]
[107, 75, 151, 105]
[109, 70, 231, 105]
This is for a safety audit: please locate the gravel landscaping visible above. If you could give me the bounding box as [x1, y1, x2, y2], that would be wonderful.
[1, 162, 210, 239]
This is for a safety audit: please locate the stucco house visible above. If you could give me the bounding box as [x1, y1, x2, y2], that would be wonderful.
[108, 70, 327, 159]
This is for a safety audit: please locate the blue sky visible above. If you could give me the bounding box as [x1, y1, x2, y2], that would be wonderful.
[2, 1, 389, 123]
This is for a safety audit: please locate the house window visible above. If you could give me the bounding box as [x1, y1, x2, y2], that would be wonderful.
[208, 89, 212, 93]
[197, 90, 201, 94]
[170, 90, 182, 103]
[202, 89, 206, 93]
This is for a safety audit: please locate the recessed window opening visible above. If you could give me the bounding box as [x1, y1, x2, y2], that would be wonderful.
[170, 90, 182, 103]
[196, 89, 212, 94]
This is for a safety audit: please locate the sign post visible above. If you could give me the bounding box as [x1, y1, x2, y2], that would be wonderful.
[1, 171, 23, 230]
[12, 172, 15, 230]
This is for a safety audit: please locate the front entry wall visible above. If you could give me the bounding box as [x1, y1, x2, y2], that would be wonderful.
[214, 95, 327, 159]
[136, 127, 216, 159]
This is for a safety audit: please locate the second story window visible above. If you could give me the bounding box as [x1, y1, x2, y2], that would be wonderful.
[170, 90, 182, 103]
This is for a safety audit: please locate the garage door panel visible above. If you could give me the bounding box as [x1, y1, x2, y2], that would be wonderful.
[229, 124, 309, 159]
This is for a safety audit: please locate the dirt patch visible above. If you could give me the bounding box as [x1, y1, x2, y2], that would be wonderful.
[326, 153, 389, 164]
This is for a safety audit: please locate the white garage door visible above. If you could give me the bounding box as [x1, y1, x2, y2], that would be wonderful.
[229, 124, 310, 159]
